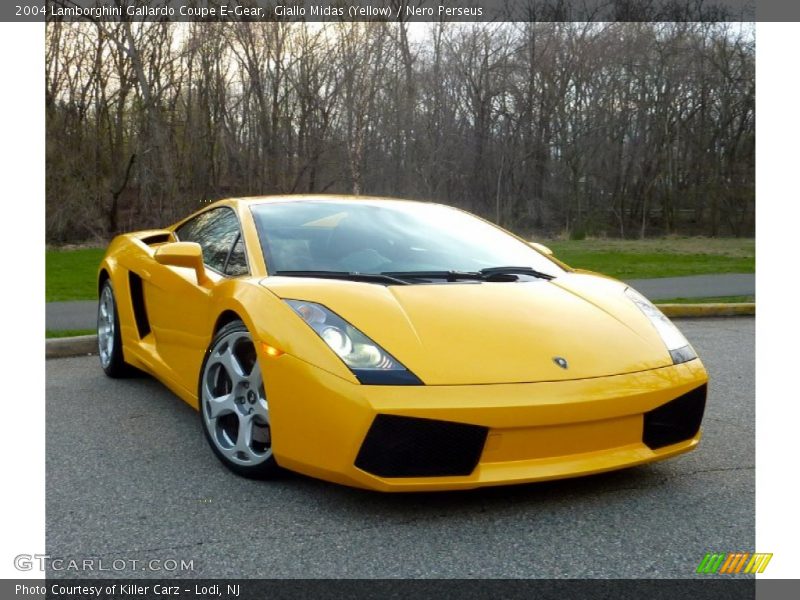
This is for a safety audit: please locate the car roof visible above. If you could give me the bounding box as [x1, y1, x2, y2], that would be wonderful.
[227, 194, 428, 207]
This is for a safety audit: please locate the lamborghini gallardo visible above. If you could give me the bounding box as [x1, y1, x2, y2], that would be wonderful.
[97, 196, 708, 491]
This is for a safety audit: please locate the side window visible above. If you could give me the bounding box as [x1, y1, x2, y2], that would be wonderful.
[175, 208, 248, 276]
[226, 234, 248, 277]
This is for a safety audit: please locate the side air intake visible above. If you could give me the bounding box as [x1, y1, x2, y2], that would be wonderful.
[128, 272, 151, 338]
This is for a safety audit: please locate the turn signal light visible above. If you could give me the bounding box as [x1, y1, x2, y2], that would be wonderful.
[261, 342, 284, 358]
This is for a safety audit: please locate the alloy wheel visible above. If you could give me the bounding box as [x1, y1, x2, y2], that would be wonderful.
[201, 330, 271, 466]
[97, 284, 115, 369]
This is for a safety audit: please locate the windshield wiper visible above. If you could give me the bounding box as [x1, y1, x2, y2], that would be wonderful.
[273, 270, 410, 285]
[381, 270, 486, 282]
[381, 268, 554, 283]
[479, 266, 555, 280]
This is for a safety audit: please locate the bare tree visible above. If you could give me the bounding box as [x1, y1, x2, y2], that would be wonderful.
[45, 21, 755, 242]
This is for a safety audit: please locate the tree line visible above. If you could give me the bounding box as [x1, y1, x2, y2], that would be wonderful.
[45, 20, 754, 242]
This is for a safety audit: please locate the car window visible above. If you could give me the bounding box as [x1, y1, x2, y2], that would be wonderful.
[174, 207, 248, 276]
[225, 234, 248, 277]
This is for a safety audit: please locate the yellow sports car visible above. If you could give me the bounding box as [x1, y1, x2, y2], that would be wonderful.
[97, 196, 708, 491]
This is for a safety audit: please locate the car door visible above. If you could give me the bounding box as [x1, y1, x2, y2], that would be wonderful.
[144, 207, 249, 395]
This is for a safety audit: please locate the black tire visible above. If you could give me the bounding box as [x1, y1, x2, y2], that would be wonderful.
[97, 279, 135, 378]
[198, 319, 281, 479]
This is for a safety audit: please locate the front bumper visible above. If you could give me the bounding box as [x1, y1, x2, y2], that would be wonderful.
[263, 353, 708, 491]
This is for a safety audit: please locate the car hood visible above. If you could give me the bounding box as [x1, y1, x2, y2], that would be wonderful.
[261, 273, 674, 385]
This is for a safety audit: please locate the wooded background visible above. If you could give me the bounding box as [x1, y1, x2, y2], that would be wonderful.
[45, 21, 754, 243]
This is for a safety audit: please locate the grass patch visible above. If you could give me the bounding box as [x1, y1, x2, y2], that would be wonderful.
[46, 247, 105, 302]
[46, 329, 95, 339]
[656, 295, 755, 304]
[544, 238, 754, 280]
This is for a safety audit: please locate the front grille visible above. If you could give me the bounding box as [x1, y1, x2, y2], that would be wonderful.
[355, 415, 488, 478]
[643, 384, 707, 449]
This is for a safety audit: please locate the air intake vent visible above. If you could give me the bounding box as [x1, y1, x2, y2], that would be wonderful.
[139, 233, 171, 246]
[128, 272, 151, 338]
[643, 384, 707, 449]
[355, 415, 488, 478]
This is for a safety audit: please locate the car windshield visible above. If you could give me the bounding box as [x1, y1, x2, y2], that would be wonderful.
[251, 200, 564, 279]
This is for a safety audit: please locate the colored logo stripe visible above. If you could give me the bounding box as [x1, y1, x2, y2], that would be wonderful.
[697, 553, 772, 574]
[744, 553, 773, 573]
[697, 553, 726, 574]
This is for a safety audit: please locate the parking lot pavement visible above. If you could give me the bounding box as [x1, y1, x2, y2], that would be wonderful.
[45, 318, 754, 579]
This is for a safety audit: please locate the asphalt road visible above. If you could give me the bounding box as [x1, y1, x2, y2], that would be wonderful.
[627, 273, 755, 302]
[46, 318, 754, 579]
[46, 300, 97, 331]
[45, 274, 755, 331]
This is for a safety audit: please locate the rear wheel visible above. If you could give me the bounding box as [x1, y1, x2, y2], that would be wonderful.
[97, 280, 132, 378]
[199, 320, 279, 478]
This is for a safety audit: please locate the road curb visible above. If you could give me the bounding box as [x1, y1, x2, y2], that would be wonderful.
[46, 335, 97, 359]
[657, 303, 755, 318]
[44, 303, 755, 359]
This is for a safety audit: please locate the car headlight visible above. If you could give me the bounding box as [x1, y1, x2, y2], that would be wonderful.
[285, 300, 422, 385]
[624, 287, 697, 364]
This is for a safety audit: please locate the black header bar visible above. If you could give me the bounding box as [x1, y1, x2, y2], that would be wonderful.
[3, 0, 769, 23]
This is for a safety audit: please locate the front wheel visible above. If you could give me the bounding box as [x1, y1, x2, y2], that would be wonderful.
[199, 320, 280, 478]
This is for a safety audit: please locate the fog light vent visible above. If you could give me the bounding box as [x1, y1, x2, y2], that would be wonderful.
[355, 415, 488, 478]
[643, 384, 707, 449]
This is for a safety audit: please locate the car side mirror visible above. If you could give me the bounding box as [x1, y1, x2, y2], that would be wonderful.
[529, 241, 554, 256]
[154, 242, 211, 286]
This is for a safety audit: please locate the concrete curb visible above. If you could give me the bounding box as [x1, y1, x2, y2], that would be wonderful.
[657, 303, 755, 318]
[44, 303, 755, 359]
[45, 335, 97, 359]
